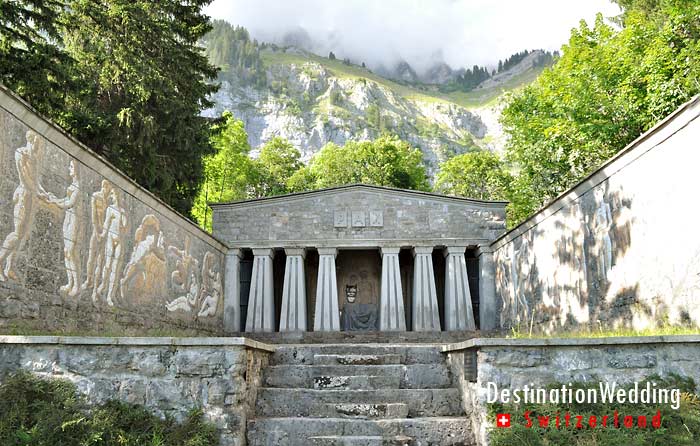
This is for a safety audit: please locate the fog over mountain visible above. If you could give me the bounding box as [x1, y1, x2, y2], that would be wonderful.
[205, 0, 621, 75]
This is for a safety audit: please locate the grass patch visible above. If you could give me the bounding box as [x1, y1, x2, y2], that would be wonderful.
[0, 372, 218, 446]
[507, 323, 700, 339]
[489, 376, 700, 446]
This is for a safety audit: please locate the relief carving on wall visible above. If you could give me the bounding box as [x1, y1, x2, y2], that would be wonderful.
[0, 129, 222, 321]
[44, 160, 83, 297]
[0, 130, 48, 282]
[120, 214, 167, 301]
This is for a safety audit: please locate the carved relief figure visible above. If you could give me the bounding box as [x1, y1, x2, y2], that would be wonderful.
[43, 160, 82, 297]
[94, 189, 127, 306]
[0, 130, 48, 282]
[169, 236, 198, 292]
[120, 214, 166, 301]
[166, 270, 200, 313]
[197, 251, 221, 317]
[593, 188, 613, 279]
[82, 180, 112, 294]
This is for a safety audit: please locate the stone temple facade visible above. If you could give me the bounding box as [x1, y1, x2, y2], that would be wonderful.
[211, 184, 507, 334]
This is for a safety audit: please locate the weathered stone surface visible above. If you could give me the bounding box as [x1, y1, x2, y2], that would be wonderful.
[494, 95, 700, 334]
[0, 340, 271, 446]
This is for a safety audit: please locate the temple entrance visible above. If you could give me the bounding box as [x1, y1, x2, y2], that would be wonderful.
[335, 249, 382, 331]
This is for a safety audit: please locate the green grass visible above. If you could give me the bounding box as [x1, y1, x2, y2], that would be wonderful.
[507, 323, 700, 339]
[444, 66, 546, 108]
[261, 49, 518, 108]
[489, 375, 700, 446]
[0, 372, 219, 446]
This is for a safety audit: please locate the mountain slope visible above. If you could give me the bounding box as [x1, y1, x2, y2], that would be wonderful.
[203, 38, 548, 173]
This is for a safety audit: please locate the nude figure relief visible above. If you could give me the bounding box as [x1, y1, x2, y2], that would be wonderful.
[197, 251, 222, 318]
[43, 160, 83, 297]
[120, 214, 167, 302]
[0, 130, 49, 282]
[165, 236, 200, 313]
[82, 180, 113, 295]
[92, 188, 128, 306]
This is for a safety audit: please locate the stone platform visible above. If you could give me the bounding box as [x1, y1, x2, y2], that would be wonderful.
[247, 343, 474, 446]
[241, 330, 481, 344]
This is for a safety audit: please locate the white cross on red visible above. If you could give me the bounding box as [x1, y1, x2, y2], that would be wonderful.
[497, 413, 511, 427]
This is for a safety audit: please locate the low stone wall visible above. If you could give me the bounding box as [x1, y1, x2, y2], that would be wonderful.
[0, 86, 228, 334]
[444, 335, 700, 446]
[492, 95, 700, 333]
[0, 336, 273, 446]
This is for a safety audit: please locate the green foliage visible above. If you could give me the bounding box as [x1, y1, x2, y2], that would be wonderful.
[329, 89, 343, 106]
[501, 1, 700, 223]
[489, 376, 700, 446]
[193, 112, 256, 231]
[204, 20, 265, 87]
[294, 135, 430, 191]
[0, 0, 76, 117]
[252, 137, 303, 197]
[56, 0, 219, 217]
[435, 150, 512, 201]
[0, 372, 218, 446]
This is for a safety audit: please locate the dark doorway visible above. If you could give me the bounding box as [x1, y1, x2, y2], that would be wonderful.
[239, 249, 254, 331]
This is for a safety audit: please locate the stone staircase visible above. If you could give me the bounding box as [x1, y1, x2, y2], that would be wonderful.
[247, 344, 474, 446]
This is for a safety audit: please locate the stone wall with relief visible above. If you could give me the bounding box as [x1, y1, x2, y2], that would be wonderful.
[0, 87, 227, 334]
[493, 96, 700, 334]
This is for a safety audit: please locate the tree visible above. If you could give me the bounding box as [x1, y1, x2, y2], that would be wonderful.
[501, 2, 700, 223]
[193, 112, 256, 231]
[0, 0, 76, 118]
[328, 51, 336, 60]
[297, 136, 430, 191]
[252, 137, 303, 197]
[435, 151, 512, 201]
[58, 0, 219, 216]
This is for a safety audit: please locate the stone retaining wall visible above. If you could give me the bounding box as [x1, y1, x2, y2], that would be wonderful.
[0, 336, 273, 446]
[491, 95, 700, 334]
[444, 335, 700, 446]
[0, 86, 228, 334]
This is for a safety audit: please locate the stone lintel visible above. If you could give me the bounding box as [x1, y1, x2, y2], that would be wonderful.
[226, 248, 244, 259]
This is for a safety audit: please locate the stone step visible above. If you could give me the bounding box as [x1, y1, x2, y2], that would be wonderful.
[246, 417, 474, 446]
[308, 435, 413, 446]
[314, 354, 403, 366]
[255, 388, 463, 418]
[243, 330, 478, 345]
[264, 364, 452, 389]
[313, 375, 401, 390]
[313, 403, 409, 419]
[270, 345, 444, 366]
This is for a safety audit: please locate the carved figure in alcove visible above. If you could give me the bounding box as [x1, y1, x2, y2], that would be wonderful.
[44, 160, 83, 297]
[197, 251, 221, 317]
[168, 235, 198, 292]
[341, 281, 378, 331]
[0, 130, 48, 282]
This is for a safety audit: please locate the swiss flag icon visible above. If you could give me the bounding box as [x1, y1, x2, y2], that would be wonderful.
[496, 413, 511, 428]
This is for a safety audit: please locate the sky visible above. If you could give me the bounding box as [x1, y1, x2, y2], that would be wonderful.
[205, 0, 622, 74]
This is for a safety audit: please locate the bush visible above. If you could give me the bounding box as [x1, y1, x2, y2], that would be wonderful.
[0, 372, 218, 446]
[489, 375, 700, 446]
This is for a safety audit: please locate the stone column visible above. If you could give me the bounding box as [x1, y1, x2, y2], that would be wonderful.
[379, 247, 406, 331]
[280, 248, 307, 332]
[314, 248, 340, 331]
[477, 246, 497, 331]
[223, 248, 243, 333]
[245, 248, 275, 332]
[444, 246, 476, 331]
[412, 247, 441, 331]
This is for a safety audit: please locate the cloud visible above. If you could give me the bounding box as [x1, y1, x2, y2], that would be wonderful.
[205, 0, 621, 74]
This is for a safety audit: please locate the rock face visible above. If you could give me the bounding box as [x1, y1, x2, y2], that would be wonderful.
[248, 343, 475, 445]
[204, 50, 488, 174]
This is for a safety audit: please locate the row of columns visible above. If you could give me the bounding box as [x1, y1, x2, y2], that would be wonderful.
[223, 246, 496, 333]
